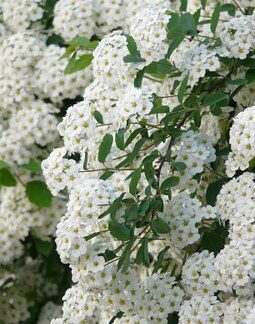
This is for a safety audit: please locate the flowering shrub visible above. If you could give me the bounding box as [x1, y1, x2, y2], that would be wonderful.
[2, 0, 255, 323]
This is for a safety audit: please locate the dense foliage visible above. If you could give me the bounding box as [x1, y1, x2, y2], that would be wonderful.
[2, 0, 255, 323]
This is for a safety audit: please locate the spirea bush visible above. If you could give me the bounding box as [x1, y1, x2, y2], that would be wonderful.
[2, 0, 255, 323]
[40, 0, 255, 323]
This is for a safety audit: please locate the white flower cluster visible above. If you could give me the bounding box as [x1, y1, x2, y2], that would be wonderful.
[1, 0, 44, 32]
[226, 106, 255, 176]
[0, 258, 60, 324]
[0, 177, 65, 264]
[161, 194, 217, 251]
[173, 131, 216, 193]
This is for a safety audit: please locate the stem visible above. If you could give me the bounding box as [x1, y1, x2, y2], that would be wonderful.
[232, 0, 245, 14]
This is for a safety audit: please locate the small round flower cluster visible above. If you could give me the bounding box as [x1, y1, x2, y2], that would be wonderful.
[38, 302, 62, 324]
[35, 45, 93, 104]
[182, 250, 220, 296]
[0, 99, 58, 165]
[129, 0, 172, 63]
[53, 0, 95, 41]
[215, 173, 255, 294]
[173, 41, 221, 87]
[226, 106, 255, 177]
[161, 194, 217, 251]
[0, 176, 65, 264]
[217, 13, 255, 60]
[179, 295, 223, 324]
[173, 130, 216, 193]
[1, 0, 44, 32]
[0, 257, 62, 324]
[0, 32, 44, 112]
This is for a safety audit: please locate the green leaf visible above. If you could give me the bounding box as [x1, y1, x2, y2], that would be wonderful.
[83, 151, 88, 170]
[201, 222, 228, 253]
[153, 246, 170, 273]
[160, 176, 180, 193]
[0, 168, 17, 187]
[245, 69, 255, 84]
[98, 134, 113, 163]
[201, 0, 207, 9]
[135, 238, 149, 266]
[206, 179, 226, 206]
[67, 36, 90, 47]
[221, 4, 236, 16]
[115, 129, 125, 150]
[100, 170, 115, 180]
[180, 0, 187, 11]
[123, 55, 146, 63]
[180, 13, 197, 36]
[21, 160, 42, 174]
[166, 36, 184, 59]
[134, 68, 145, 88]
[35, 239, 53, 256]
[84, 231, 105, 241]
[64, 53, 93, 74]
[225, 78, 248, 86]
[117, 239, 134, 271]
[129, 167, 142, 196]
[151, 217, 171, 234]
[108, 221, 131, 241]
[194, 111, 201, 127]
[178, 74, 189, 103]
[109, 311, 124, 324]
[203, 92, 229, 107]
[26, 181, 53, 207]
[124, 35, 145, 63]
[174, 162, 187, 171]
[0, 160, 9, 169]
[211, 2, 221, 33]
[126, 35, 139, 56]
[93, 110, 104, 124]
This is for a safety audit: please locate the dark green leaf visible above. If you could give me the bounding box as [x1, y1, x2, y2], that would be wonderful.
[0, 168, 17, 187]
[211, 2, 221, 33]
[35, 239, 53, 256]
[26, 181, 53, 207]
[201, 0, 207, 9]
[116, 129, 125, 150]
[134, 68, 145, 88]
[135, 238, 149, 266]
[93, 110, 104, 124]
[83, 151, 88, 170]
[180, 13, 197, 36]
[151, 217, 171, 234]
[178, 74, 189, 103]
[129, 167, 142, 196]
[0, 160, 9, 169]
[108, 221, 131, 241]
[64, 54, 93, 74]
[84, 231, 105, 241]
[21, 160, 42, 174]
[100, 170, 115, 180]
[245, 69, 255, 84]
[180, 0, 187, 11]
[206, 179, 226, 206]
[194, 111, 201, 127]
[160, 176, 180, 193]
[153, 246, 170, 273]
[98, 134, 113, 163]
[109, 311, 124, 324]
[221, 4, 236, 16]
[123, 55, 146, 63]
[174, 162, 187, 171]
[117, 240, 134, 271]
[203, 92, 229, 107]
[166, 37, 184, 59]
